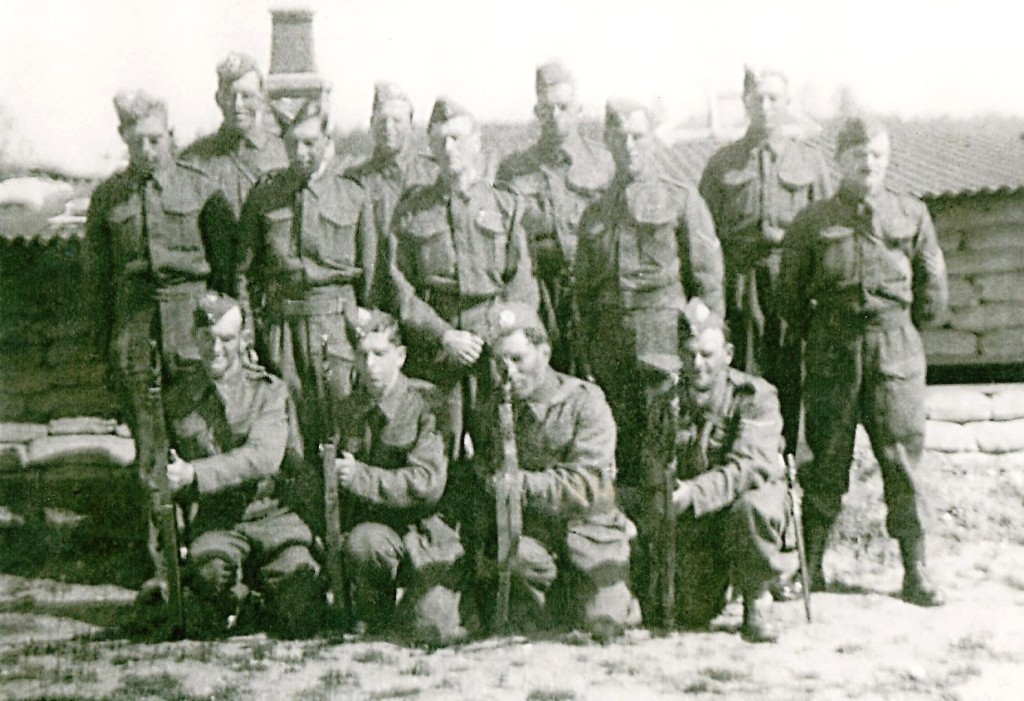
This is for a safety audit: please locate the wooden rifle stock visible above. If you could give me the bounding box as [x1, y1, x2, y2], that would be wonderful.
[493, 369, 523, 633]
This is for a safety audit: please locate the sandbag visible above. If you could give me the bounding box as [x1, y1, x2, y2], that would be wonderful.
[991, 387, 1024, 421]
[26, 434, 136, 468]
[47, 416, 119, 436]
[924, 420, 978, 453]
[0, 422, 49, 444]
[925, 386, 992, 423]
[973, 419, 1024, 454]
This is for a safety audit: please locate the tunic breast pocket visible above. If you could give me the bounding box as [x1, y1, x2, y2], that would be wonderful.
[635, 216, 677, 269]
[819, 225, 858, 287]
[317, 204, 359, 266]
[880, 219, 916, 282]
[720, 167, 759, 230]
[475, 211, 510, 277]
[161, 198, 203, 251]
[775, 169, 816, 225]
[404, 224, 454, 279]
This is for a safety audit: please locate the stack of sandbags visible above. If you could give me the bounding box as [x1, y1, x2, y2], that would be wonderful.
[925, 384, 1024, 457]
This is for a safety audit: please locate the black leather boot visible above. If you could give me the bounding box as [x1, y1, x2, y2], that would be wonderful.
[899, 537, 944, 607]
[802, 516, 831, 592]
[740, 587, 778, 644]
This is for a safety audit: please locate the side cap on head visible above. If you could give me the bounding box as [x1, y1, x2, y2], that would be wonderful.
[372, 81, 412, 115]
[113, 90, 167, 130]
[488, 302, 547, 345]
[605, 98, 654, 129]
[271, 95, 328, 133]
[535, 61, 575, 94]
[217, 52, 262, 88]
[835, 115, 888, 156]
[194, 291, 242, 329]
[742, 64, 788, 95]
[677, 297, 725, 342]
[428, 96, 472, 130]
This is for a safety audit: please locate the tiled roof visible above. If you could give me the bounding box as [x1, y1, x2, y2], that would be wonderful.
[667, 117, 1024, 200]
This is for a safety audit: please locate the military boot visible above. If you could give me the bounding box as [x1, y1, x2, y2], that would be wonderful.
[899, 538, 944, 607]
[739, 587, 778, 644]
[802, 516, 831, 592]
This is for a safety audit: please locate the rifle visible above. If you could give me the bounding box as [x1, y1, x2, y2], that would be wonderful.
[493, 366, 523, 633]
[785, 453, 812, 623]
[146, 340, 185, 639]
[316, 335, 348, 621]
[639, 353, 682, 631]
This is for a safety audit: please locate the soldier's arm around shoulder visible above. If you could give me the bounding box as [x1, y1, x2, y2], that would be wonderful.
[906, 195, 949, 327]
[343, 381, 448, 509]
[678, 184, 725, 316]
[191, 371, 291, 494]
[779, 203, 819, 337]
[348, 177, 380, 308]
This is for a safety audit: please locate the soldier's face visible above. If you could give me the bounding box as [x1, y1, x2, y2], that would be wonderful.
[121, 113, 173, 176]
[197, 307, 244, 381]
[356, 331, 406, 398]
[494, 330, 551, 400]
[286, 116, 331, 178]
[744, 74, 789, 133]
[216, 71, 263, 136]
[430, 116, 481, 178]
[371, 99, 413, 156]
[838, 131, 891, 197]
[681, 328, 733, 407]
[606, 110, 655, 180]
[535, 83, 580, 143]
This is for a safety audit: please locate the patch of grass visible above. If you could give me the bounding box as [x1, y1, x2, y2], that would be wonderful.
[599, 659, 642, 676]
[402, 659, 432, 676]
[107, 672, 244, 701]
[353, 648, 394, 664]
[680, 679, 712, 695]
[367, 686, 422, 700]
[526, 690, 577, 701]
[701, 667, 749, 683]
[319, 668, 358, 689]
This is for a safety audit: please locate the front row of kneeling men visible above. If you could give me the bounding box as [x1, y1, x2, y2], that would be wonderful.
[150, 291, 785, 644]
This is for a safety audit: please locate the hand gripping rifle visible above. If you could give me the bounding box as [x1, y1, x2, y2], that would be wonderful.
[493, 365, 523, 633]
[639, 353, 682, 631]
[316, 336, 348, 621]
[146, 340, 185, 639]
[785, 453, 812, 623]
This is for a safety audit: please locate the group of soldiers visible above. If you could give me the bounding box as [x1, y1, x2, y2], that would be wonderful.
[84, 53, 948, 646]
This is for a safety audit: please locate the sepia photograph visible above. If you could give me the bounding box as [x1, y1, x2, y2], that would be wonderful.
[1, 1, 1023, 699]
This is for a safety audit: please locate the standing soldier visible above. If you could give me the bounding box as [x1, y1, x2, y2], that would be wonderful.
[161, 292, 322, 638]
[496, 61, 614, 376]
[640, 297, 790, 643]
[390, 97, 539, 467]
[181, 53, 289, 296]
[84, 91, 222, 592]
[699, 67, 832, 454]
[575, 98, 724, 503]
[331, 309, 466, 644]
[345, 82, 438, 310]
[238, 97, 377, 454]
[781, 116, 947, 606]
[478, 302, 641, 640]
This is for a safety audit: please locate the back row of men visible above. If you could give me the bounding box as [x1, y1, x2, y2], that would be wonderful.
[85, 55, 948, 644]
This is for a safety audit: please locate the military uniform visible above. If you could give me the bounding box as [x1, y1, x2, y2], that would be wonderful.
[575, 171, 724, 489]
[497, 134, 613, 375]
[163, 362, 321, 638]
[238, 159, 378, 452]
[700, 130, 832, 451]
[781, 185, 947, 567]
[333, 374, 465, 643]
[84, 160, 220, 436]
[641, 367, 789, 627]
[181, 126, 289, 295]
[390, 177, 540, 458]
[476, 367, 641, 635]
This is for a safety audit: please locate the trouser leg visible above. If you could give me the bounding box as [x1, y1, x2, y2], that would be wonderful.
[344, 522, 404, 631]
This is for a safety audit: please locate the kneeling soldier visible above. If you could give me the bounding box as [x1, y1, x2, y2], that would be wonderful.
[160, 292, 322, 638]
[333, 309, 467, 644]
[640, 298, 790, 643]
[478, 302, 642, 640]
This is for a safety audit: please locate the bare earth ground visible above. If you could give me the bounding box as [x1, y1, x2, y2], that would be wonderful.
[3, 433, 1024, 701]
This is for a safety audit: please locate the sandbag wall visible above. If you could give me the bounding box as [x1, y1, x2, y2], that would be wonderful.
[0, 235, 120, 422]
[923, 190, 1024, 367]
[925, 384, 1024, 456]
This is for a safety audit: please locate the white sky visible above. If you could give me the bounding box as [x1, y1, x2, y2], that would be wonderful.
[2, 0, 1023, 176]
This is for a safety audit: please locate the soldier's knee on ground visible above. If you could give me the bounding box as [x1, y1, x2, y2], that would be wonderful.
[344, 522, 404, 575]
[583, 581, 642, 640]
[512, 536, 558, 590]
[191, 556, 238, 600]
[261, 545, 322, 639]
[396, 583, 467, 646]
